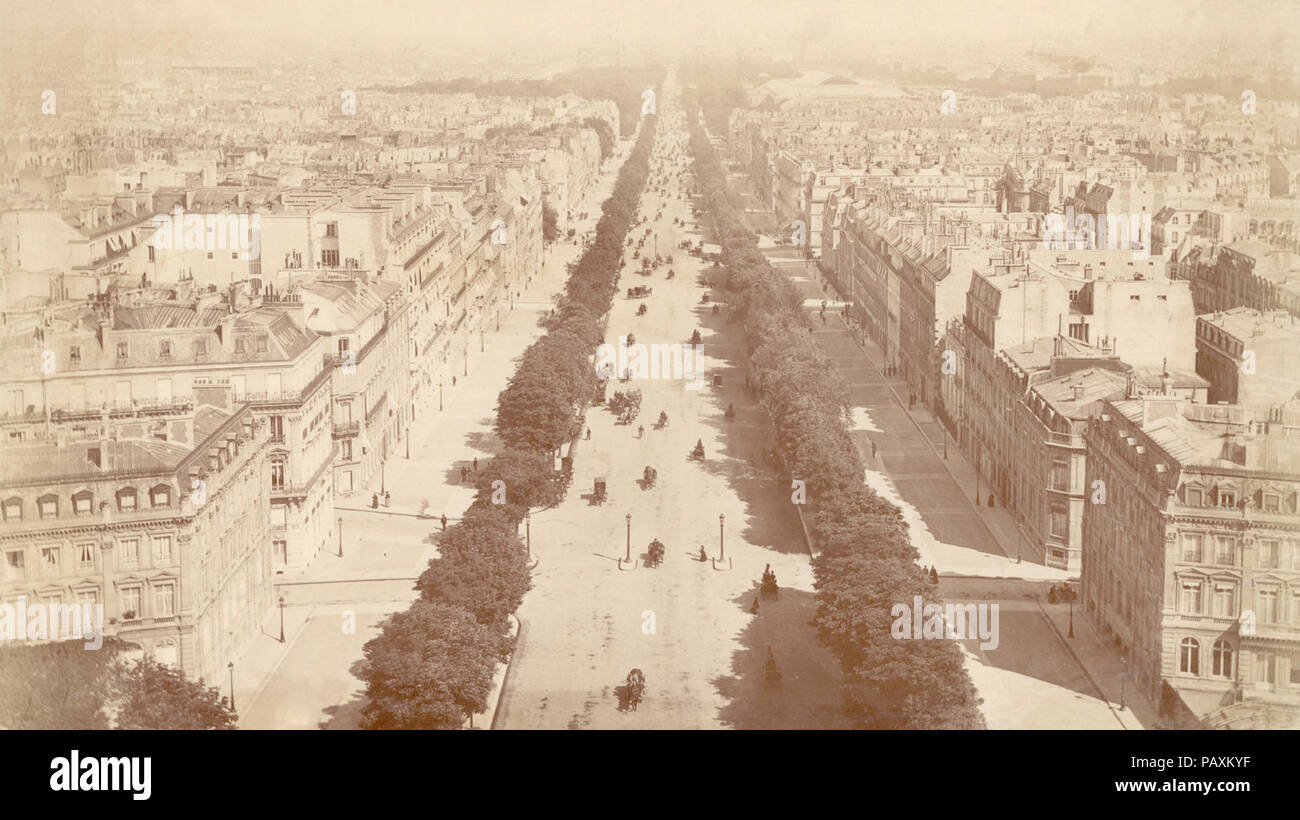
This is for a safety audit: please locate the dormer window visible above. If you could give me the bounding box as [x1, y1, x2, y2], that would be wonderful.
[159, 341, 172, 358]
[150, 484, 171, 509]
[38, 493, 58, 518]
[2, 497, 22, 522]
[1218, 489, 1236, 509]
[116, 342, 129, 359]
[72, 490, 94, 516]
[69, 346, 81, 364]
[116, 487, 137, 512]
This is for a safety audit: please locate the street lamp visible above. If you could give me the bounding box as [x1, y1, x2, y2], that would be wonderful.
[1068, 595, 1075, 639]
[625, 513, 632, 562]
[227, 661, 235, 711]
[719, 513, 725, 561]
[405, 422, 410, 459]
[439, 380, 444, 412]
[480, 328, 484, 353]
[337, 516, 343, 558]
[278, 595, 285, 643]
[380, 461, 386, 496]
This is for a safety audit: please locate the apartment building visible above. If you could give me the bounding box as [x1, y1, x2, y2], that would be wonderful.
[0, 388, 271, 685]
[1084, 396, 1300, 720]
[1195, 308, 1300, 408]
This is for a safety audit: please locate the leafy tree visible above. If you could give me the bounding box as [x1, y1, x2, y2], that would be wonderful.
[360, 602, 503, 730]
[418, 517, 532, 632]
[0, 638, 126, 729]
[476, 448, 567, 516]
[114, 656, 237, 729]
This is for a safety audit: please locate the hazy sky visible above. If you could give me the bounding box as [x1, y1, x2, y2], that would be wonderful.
[5, 0, 1299, 63]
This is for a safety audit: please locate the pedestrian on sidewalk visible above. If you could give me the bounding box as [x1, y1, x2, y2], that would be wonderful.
[871, 439, 877, 459]
[441, 514, 448, 531]
[909, 392, 916, 409]
[473, 457, 478, 472]
[586, 427, 591, 440]
[452, 376, 457, 387]
[383, 491, 391, 508]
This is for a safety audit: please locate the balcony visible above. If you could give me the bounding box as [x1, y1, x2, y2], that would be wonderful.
[332, 420, 360, 438]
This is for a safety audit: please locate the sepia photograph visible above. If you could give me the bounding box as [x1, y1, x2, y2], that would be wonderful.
[0, 0, 1297, 798]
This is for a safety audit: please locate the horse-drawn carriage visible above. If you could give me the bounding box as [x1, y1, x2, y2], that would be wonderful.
[689, 329, 702, 346]
[643, 465, 657, 488]
[762, 648, 782, 684]
[690, 439, 705, 461]
[592, 477, 607, 504]
[627, 285, 652, 299]
[646, 538, 665, 568]
[637, 303, 647, 316]
[621, 668, 646, 711]
[761, 565, 779, 598]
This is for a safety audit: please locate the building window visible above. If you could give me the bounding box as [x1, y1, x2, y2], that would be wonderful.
[194, 339, 208, 358]
[150, 485, 171, 508]
[120, 587, 141, 620]
[1050, 458, 1069, 490]
[1179, 637, 1200, 675]
[2, 497, 20, 522]
[119, 538, 139, 567]
[269, 415, 284, 441]
[1181, 533, 1203, 562]
[323, 249, 340, 267]
[273, 540, 287, 565]
[337, 338, 350, 358]
[1256, 651, 1276, 685]
[4, 549, 24, 579]
[271, 460, 286, 490]
[1213, 584, 1236, 618]
[41, 546, 60, 573]
[1263, 493, 1280, 513]
[78, 542, 95, 570]
[1218, 489, 1236, 508]
[1181, 581, 1203, 615]
[152, 535, 172, 565]
[154, 583, 175, 617]
[256, 336, 268, 353]
[69, 346, 81, 363]
[1212, 640, 1233, 678]
[341, 440, 352, 461]
[271, 504, 287, 527]
[117, 488, 137, 512]
[1259, 539, 1280, 569]
[38, 494, 58, 518]
[72, 490, 93, 516]
[116, 342, 129, 359]
[1215, 536, 1236, 566]
[235, 338, 246, 354]
[1049, 507, 1067, 539]
[159, 340, 172, 359]
[1185, 487, 1203, 507]
[77, 589, 98, 607]
[1258, 589, 1279, 623]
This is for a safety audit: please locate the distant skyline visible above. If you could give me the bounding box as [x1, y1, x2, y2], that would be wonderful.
[5, 0, 1299, 67]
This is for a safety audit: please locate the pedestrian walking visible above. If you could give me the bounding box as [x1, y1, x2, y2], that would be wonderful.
[585, 427, 591, 440]
[473, 457, 478, 472]
[384, 491, 391, 508]
[452, 376, 457, 387]
[440, 514, 447, 531]
[870, 439, 877, 459]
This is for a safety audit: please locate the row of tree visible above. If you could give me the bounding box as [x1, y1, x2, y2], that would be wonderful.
[683, 87, 986, 729]
[359, 108, 661, 729]
[0, 639, 236, 729]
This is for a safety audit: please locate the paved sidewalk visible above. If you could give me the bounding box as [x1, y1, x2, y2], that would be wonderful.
[234, 142, 640, 728]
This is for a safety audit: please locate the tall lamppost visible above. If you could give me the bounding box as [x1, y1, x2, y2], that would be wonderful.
[405, 422, 410, 459]
[277, 596, 286, 643]
[227, 661, 235, 711]
[719, 513, 726, 561]
[480, 328, 484, 353]
[625, 513, 632, 562]
[439, 380, 444, 412]
[380, 462, 386, 496]
[1068, 594, 1075, 639]
[337, 516, 343, 558]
